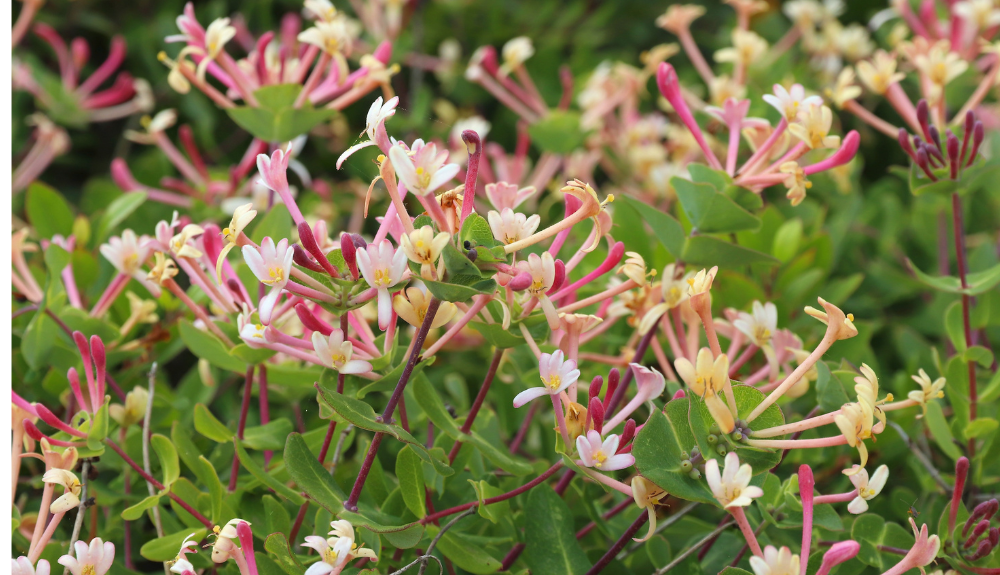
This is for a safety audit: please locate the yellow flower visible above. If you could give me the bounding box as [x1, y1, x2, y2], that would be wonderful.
[632, 476, 668, 542]
[788, 103, 840, 149]
[674, 348, 735, 433]
[826, 67, 863, 109]
[856, 50, 905, 95]
[617, 252, 649, 286]
[400, 226, 451, 280]
[216, 203, 257, 281]
[714, 30, 769, 67]
[392, 287, 457, 329]
[656, 4, 706, 33]
[121, 291, 159, 335]
[109, 386, 149, 428]
[169, 224, 205, 259]
[908, 368, 945, 419]
[147, 253, 179, 286]
[835, 401, 875, 472]
[780, 161, 812, 206]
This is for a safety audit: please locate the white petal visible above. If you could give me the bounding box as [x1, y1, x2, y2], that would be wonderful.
[513, 387, 550, 408]
[847, 496, 869, 514]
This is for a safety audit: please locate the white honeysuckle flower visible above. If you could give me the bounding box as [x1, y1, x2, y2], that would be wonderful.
[304, 0, 338, 22]
[856, 50, 905, 95]
[168, 533, 200, 574]
[356, 240, 408, 331]
[393, 286, 457, 329]
[632, 476, 667, 542]
[576, 430, 635, 471]
[715, 29, 769, 67]
[169, 224, 205, 259]
[297, 19, 354, 55]
[733, 301, 778, 348]
[675, 348, 735, 433]
[908, 369, 946, 419]
[749, 545, 800, 575]
[835, 401, 876, 472]
[512, 350, 580, 407]
[955, 0, 1000, 29]
[125, 109, 178, 144]
[58, 538, 115, 575]
[211, 518, 250, 563]
[617, 252, 648, 286]
[686, 266, 717, 296]
[517, 251, 561, 328]
[302, 520, 378, 575]
[845, 464, 889, 514]
[388, 140, 460, 197]
[195, 18, 236, 80]
[311, 329, 372, 374]
[42, 469, 82, 513]
[762, 84, 823, 122]
[336, 96, 399, 169]
[788, 103, 840, 149]
[400, 225, 450, 279]
[12, 557, 51, 575]
[237, 306, 267, 349]
[100, 229, 161, 296]
[242, 237, 293, 325]
[497, 36, 534, 76]
[705, 451, 763, 509]
[488, 209, 540, 246]
[216, 202, 257, 281]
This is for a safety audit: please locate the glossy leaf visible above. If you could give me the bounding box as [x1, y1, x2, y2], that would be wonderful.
[395, 446, 426, 518]
[523, 486, 592, 574]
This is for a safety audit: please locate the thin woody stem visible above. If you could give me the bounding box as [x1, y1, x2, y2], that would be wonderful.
[584, 511, 649, 575]
[419, 462, 563, 524]
[952, 192, 978, 457]
[229, 366, 255, 492]
[448, 349, 503, 463]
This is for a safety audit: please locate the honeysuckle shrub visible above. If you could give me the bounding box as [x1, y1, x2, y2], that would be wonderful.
[10, 1, 1000, 575]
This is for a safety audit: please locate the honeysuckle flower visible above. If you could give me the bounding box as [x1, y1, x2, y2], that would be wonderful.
[706, 451, 763, 508]
[33, 439, 79, 473]
[485, 182, 537, 212]
[763, 84, 823, 122]
[393, 286, 457, 329]
[298, 19, 354, 56]
[400, 225, 450, 279]
[312, 329, 372, 374]
[854, 364, 889, 418]
[516, 251, 561, 328]
[883, 518, 941, 575]
[237, 310, 267, 349]
[169, 224, 205, 259]
[243, 237, 293, 325]
[914, 42, 968, 95]
[616, 252, 649, 286]
[497, 36, 534, 76]
[656, 4, 706, 32]
[789, 103, 840, 149]
[100, 229, 161, 296]
[560, 179, 614, 253]
[714, 30, 769, 67]
[638, 264, 690, 333]
[675, 348, 736, 433]
[749, 545, 800, 575]
[388, 140, 460, 197]
[12, 557, 50, 575]
[734, 301, 778, 348]
[216, 203, 256, 281]
[632, 476, 668, 542]
[211, 518, 249, 563]
[779, 162, 812, 206]
[168, 534, 199, 575]
[955, 0, 1000, 29]
[121, 292, 159, 335]
[303, 521, 378, 574]
[304, 0, 338, 21]
[844, 464, 888, 514]
[488, 209, 540, 246]
[337, 96, 399, 169]
[835, 401, 876, 471]
[908, 369, 946, 419]
[109, 386, 149, 428]
[513, 350, 580, 407]
[856, 50, 904, 95]
[804, 297, 857, 340]
[687, 266, 717, 297]
[356, 240, 408, 330]
[576, 430, 634, 471]
[195, 18, 236, 81]
[42, 469, 81, 513]
[826, 68, 862, 108]
[147, 253, 179, 287]
[124, 109, 178, 144]
[58, 538, 115, 575]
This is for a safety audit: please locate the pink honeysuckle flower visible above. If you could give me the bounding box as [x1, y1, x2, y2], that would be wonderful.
[576, 430, 635, 471]
[100, 229, 161, 296]
[256, 144, 305, 226]
[58, 538, 115, 575]
[387, 140, 460, 197]
[355, 240, 408, 330]
[815, 541, 860, 575]
[485, 181, 537, 211]
[604, 364, 666, 431]
[336, 96, 398, 169]
[513, 349, 580, 407]
[762, 83, 823, 122]
[242, 237, 293, 325]
[879, 519, 941, 575]
[311, 329, 373, 374]
[12, 557, 50, 575]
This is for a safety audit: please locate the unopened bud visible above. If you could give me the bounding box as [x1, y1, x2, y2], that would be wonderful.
[508, 272, 533, 291]
[604, 368, 620, 409]
[588, 397, 605, 434]
[618, 419, 636, 453]
[588, 376, 603, 401]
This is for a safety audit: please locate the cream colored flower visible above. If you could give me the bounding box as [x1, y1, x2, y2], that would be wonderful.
[715, 30, 769, 67]
[835, 401, 875, 471]
[497, 37, 534, 76]
[297, 19, 354, 56]
[955, 0, 1000, 29]
[687, 266, 717, 297]
[705, 451, 763, 508]
[42, 469, 82, 513]
[844, 464, 889, 514]
[836, 24, 874, 61]
[400, 226, 450, 280]
[216, 203, 257, 281]
[617, 252, 648, 286]
[488, 209, 540, 246]
[656, 4, 706, 33]
[914, 41, 968, 100]
[826, 67, 862, 108]
[393, 286, 457, 329]
[121, 292, 159, 335]
[804, 297, 857, 340]
[749, 545, 800, 575]
[856, 50, 905, 94]
[147, 253, 179, 286]
[908, 369, 946, 419]
[780, 161, 812, 206]
[109, 386, 149, 428]
[169, 224, 204, 259]
[674, 348, 735, 433]
[560, 179, 614, 253]
[632, 476, 668, 542]
[733, 301, 778, 348]
[788, 103, 840, 149]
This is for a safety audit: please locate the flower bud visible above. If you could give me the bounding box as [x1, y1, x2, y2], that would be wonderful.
[547, 259, 566, 295]
[603, 368, 620, 409]
[507, 271, 534, 292]
[618, 419, 636, 453]
[672, 388, 687, 399]
[817, 540, 860, 575]
[588, 397, 605, 434]
[340, 233, 359, 279]
[965, 519, 990, 549]
[588, 376, 603, 402]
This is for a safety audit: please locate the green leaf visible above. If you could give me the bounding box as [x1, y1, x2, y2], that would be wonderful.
[151, 434, 180, 488]
[925, 401, 963, 460]
[849, 514, 913, 569]
[250, 204, 292, 245]
[121, 493, 163, 521]
[965, 418, 999, 439]
[255, 554, 288, 575]
[964, 346, 995, 368]
[243, 419, 294, 451]
[21, 311, 60, 370]
[907, 259, 1000, 296]
[316, 385, 454, 477]
[634, 404, 717, 504]
[179, 321, 244, 373]
[86, 400, 110, 452]
[468, 480, 510, 524]
[194, 404, 235, 442]
[772, 219, 803, 263]
[423, 278, 496, 303]
[690, 385, 785, 473]
[672, 177, 761, 233]
[426, 526, 503, 574]
[226, 84, 337, 142]
[527, 111, 588, 154]
[395, 446, 427, 518]
[198, 455, 224, 522]
[140, 528, 207, 562]
[442, 241, 482, 279]
[816, 364, 850, 412]
[233, 438, 305, 505]
[26, 182, 74, 239]
[523, 486, 592, 574]
[719, 569, 754, 575]
[284, 433, 345, 512]
[688, 164, 732, 190]
[618, 194, 686, 258]
[264, 533, 305, 575]
[459, 212, 499, 250]
[469, 315, 550, 349]
[95, 192, 147, 243]
[338, 508, 423, 545]
[682, 236, 779, 268]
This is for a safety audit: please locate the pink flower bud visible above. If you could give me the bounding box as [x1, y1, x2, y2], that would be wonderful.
[295, 303, 333, 336]
[298, 222, 339, 278]
[803, 131, 860, 175]
[111, 158, 142, 192]
[340, 234, 359, 280]
[965, 519, 990, 548]
[672, 389, 686, 399]
[589, 376, 603, 401]
[588, 397, 605, 434]
[292, 244, 325, 273]
[373, 40, 393, 64]
[508, 271, 534, 292]
[816, 540, 860, 575]
[546, 260, 566, 295]
[603, 368, 620, 410]
[617, 419, 636, 453]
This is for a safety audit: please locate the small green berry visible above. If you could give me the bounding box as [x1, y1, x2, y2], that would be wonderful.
[680, 450, 689, 459]
[706, 434, 718, 445]
[732, 431, 743, 441]
[709, 422, 721, 433]
[716, 445, 728, 456]
[681, 460, 693, 472]
[689, 469, 701, 480]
